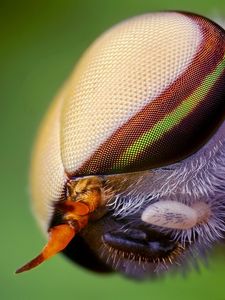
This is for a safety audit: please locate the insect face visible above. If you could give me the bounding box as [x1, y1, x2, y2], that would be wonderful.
[17, 11, 225, 278]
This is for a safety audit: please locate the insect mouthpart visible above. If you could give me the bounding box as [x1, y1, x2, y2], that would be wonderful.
[16, 176, 107, 273]
[102, 227, 184, 265]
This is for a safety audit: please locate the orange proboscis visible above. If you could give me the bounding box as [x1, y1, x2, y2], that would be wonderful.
[16, 199, 96, 274]
[15, 224, 75, 273]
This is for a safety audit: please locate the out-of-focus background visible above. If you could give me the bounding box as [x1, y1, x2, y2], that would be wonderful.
[1, 1, 225, 299]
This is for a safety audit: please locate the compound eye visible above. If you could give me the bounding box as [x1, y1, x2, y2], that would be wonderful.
[61, 13, 225, 177]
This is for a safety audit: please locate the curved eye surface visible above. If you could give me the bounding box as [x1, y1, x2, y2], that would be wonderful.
[61, 12, 225, 177]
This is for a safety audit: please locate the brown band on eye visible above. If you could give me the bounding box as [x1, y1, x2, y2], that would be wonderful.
[73, 13, 225, 176]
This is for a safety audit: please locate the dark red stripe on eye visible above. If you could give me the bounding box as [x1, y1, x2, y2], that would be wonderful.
[70, 14, 225, 177]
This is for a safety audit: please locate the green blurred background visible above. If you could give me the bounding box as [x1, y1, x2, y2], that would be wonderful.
[1, 1, 225, 299]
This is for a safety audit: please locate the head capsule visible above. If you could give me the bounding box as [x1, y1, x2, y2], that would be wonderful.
[17, 12, 225, 278]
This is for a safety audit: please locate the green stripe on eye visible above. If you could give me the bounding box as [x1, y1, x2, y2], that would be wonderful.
[114, 55, 225, 170]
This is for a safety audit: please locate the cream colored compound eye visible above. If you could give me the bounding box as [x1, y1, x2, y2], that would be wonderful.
[16, 11, 225, 278]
